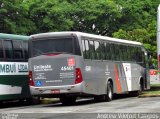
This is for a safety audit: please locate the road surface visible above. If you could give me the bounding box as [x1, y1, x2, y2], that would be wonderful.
[0, 95, 160, 119]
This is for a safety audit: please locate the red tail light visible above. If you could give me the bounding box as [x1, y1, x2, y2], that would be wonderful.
[75, 68, 83, 84]
[29, 71, 35, 86]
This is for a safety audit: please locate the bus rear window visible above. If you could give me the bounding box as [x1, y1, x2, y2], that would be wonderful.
[31, 37, 81, 57]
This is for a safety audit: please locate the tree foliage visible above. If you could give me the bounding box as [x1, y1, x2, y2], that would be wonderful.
[0, 0, 35, 35]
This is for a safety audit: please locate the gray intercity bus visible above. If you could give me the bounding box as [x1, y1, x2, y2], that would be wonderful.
[28, 32, 150, 105]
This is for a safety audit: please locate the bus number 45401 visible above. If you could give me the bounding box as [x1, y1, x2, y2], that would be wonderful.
[61, 66, 74, 71]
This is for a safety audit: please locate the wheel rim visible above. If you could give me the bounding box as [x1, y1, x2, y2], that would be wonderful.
[108, 84, 112, 99]
[107, 84, 113, 101]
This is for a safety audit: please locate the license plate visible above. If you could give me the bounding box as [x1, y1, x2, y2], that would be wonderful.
[51, 89, 60, 94]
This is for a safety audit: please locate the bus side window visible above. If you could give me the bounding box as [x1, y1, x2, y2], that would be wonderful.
[13, 40, 23, 59]
[0, 40, 4, 58]
[101, 42, 106, 60]
[105, 43, 111, 60]
[124, 45, 128, 61]
[115, 44, 119, 61]
[111, 43, 115, 60]
[89, 40, 95, 59]
[119, 45, 123, 61]
[127, 46, 131, 61]
[135, 47, 142, 62]
[131, 46, 136, 62]
[3, 40, 13, 59]
[85, 40, 90, 59]
[82, 40, 86, 59]
[23, 41, 28, 59]
[94, 41, 100, 60]
[138, 47, 142, 62]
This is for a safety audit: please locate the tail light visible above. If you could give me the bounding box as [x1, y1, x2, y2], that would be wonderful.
[75, 68, 83, 84]
[29, 71, 35, 86]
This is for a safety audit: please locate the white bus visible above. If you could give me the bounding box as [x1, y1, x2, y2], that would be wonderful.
[29, 32, 150, 105]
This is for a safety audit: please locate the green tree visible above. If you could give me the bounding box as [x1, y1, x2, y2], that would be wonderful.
[69, 0, 121, 35]
[0, 0, 35, 35]
[28, 0, 121, 35]
[28, 0, 74, 33]
[113, 0, 159, 66]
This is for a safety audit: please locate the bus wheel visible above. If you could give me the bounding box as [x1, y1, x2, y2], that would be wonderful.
[60, 96, 77, 105]
[105, 81, 113, 102]
[130, 81, 143, 97]
[139, 81, 143, 95]
[26, 97, 41, 105]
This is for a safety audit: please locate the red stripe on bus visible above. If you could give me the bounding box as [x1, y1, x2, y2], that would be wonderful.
[114, 64, 121, 93]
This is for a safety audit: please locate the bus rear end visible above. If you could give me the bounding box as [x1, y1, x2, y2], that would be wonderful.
[29, 32, 85, 104]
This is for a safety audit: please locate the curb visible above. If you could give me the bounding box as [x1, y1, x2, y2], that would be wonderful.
[139, 94, 160, 98]
[40, 98, 60, 104]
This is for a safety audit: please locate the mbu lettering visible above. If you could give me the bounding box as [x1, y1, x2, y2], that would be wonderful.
[0, 64, 16, 73]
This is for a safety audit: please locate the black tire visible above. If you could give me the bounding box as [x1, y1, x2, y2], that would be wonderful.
[26, 97, 41, 105]
[105, 81, 113, 102]
[139, 81, 143, 94]
[94, 81, 113, 102]
[129, 82, 143, 97]
[60, 96, 76, 105]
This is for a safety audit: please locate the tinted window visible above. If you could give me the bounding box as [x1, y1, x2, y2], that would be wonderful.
[32, 37, 81, 57]
[13, 40, 23, 59]
[114, 44, 119, 61]
[23, 41, 28, 59]
[137, 47, 142, 62]
[89, 40, 95, 59]
[101, 42, 106, 60]
[105, 43, 111, 60]
[85, 40, 90, 59]
[0, 40, 4, 58]
[3, 40, 13, 59]
[119, 45, 124, 61]
[94, 41, 100, 60]
[82, 40, 86, 58]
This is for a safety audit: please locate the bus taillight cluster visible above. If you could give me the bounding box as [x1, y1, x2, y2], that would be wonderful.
[75, 68, 83, 84]
[29, 71, 35, 86]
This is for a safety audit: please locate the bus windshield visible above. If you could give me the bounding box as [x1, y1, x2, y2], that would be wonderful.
[31, 37, 81, 57]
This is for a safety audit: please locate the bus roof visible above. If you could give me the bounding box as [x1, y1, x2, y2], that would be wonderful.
[0, 33, 29, 41]
[31, 31, 143, 46]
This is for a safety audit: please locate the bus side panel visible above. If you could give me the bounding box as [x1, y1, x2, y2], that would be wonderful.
[83, 61, 129, 95]
[109, 63, 143, 94]
[83, 60, 100, 95]
[0, 75, 30, 101]
[83, 61, 145, 95]
[115, 63, 128, 93]
[130, 64, 143, 91]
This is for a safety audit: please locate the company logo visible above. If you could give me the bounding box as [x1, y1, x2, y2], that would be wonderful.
[85, 66, 91, 71]
[0, 64, 16, 73]
[68, 58, 75, 66]
[34, 65, 53, 72]
[18, 64, 28, 72]
[0, 62, 28, 75]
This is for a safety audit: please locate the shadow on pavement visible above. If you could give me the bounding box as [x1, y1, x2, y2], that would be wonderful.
[44, 93, 136, 107]
[0, 93, 137, 109]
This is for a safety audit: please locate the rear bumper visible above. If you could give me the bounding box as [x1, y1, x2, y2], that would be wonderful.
[30, 81, 85, 96]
